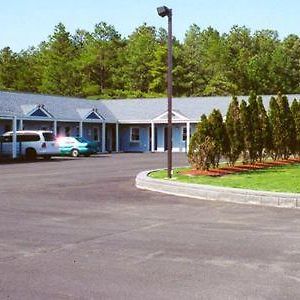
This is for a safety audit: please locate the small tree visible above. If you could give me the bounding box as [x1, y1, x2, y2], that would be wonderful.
[268, 96, 281, 159]
[257, 96, 272, 161]
[239, 99, 252, 163]
[207, 109, 228, 167]
[225, 96, 244, 165]
[291, 99, 300, 156]
[277, 93, 296, 158]
[188, 114, 216, 170]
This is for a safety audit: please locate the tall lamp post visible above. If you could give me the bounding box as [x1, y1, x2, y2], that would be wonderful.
[157, 5, 173, 178]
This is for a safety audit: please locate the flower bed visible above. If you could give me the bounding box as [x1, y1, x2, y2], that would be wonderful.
[180, 158, 300, 177]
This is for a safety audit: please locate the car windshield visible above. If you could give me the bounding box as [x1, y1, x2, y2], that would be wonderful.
[42, 132, 55, 141]
[75, 137, 90, 143]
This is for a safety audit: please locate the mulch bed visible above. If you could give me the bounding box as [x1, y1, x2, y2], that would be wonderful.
[180, 158, 300, 177]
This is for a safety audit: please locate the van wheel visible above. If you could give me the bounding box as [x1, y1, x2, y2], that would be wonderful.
[71, 149, 79, 157]
[26, 148, 37, 161]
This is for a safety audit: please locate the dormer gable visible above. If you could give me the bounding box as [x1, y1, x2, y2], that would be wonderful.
[21, 104, 53, 118]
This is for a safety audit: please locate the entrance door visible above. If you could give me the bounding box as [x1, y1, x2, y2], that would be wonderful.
[111, 126, 116, 151]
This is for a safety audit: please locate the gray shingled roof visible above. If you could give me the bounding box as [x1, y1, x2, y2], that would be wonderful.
[102, 95, 300, 122]
[0, 91, 299, 123]
[0, 91, 117, 122]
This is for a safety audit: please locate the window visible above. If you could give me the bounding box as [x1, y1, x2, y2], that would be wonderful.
[182, 126, 187, 142]
[42, 132, 55, 141]
[17, 134, 40, 142]
[93, 127, 99, 141]
[130, 127, 140, 142]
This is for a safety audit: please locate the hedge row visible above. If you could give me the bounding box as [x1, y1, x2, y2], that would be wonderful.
[188, 93, 300, 170]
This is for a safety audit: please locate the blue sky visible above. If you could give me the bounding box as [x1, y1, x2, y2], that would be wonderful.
[1, 0, 300, 51]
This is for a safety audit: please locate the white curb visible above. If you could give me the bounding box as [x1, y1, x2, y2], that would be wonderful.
[136, 170, 300, 209]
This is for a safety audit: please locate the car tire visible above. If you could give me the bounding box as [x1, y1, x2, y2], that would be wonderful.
[26, 148, 37, 161]
[43, 155, 52, 160]
[71, 149, 79, 157]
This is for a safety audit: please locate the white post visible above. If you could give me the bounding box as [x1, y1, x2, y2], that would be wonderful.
[186, 121, 190, 153]
[12, 116, 17, 159]
[116, 123, 119, 152]
[151, 122, 155, 152]
[102, 122, 106, 152]
[79, 121, 83, 137]
[53, 120, 57, 136]
[19, 119, 23, 130]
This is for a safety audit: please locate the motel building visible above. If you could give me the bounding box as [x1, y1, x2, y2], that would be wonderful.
[0, 91, 299, 155]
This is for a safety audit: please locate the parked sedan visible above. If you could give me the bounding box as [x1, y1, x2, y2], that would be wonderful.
[57, 136, 98, 157]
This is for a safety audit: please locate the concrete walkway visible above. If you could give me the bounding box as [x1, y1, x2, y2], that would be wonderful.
[136, 170, 300, 209]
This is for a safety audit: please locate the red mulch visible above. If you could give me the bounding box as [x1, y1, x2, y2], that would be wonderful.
[181, 158, 300, 177]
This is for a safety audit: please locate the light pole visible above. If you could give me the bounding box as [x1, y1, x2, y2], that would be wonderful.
[157, 5, 173, 178]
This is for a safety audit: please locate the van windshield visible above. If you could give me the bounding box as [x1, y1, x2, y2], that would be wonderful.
[42, 132, 55, 141]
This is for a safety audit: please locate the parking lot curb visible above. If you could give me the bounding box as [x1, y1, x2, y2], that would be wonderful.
[136, 170, 300, 209]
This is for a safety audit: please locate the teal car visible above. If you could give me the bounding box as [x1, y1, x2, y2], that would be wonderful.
[57, 136, 99, 157]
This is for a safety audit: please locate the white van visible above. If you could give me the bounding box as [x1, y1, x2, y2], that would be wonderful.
[0, 130, 60, 160]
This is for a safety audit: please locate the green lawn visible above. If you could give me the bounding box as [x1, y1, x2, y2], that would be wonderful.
[149, 164, 300, 193]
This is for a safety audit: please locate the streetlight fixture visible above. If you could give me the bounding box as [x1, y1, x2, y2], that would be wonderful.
[157, 5, 173, 178]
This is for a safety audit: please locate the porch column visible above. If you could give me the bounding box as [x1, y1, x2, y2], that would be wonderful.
[186, 121, 190, 152]
[102, 122, 106, 152]
[116, 123, 119, 152]
[151, 122, 155, 152]
[79, 121, 83, 137]
[12, 116, 17, 159]
[53, 120, 57, 136]
[19, 119, 23, 130]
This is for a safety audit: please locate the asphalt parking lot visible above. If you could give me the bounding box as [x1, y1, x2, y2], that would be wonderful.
[0, 153, 299, 300]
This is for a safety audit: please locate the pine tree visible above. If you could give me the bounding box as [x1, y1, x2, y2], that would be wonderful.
[291, 99, 300, 156]
[188, 114, 214, 170]
[225, 96, 244, 165]
[239, 99, 252, 162]
[268, 96, 281, 159]
[277, 93, 296, 158]
[257, 96, 272, 160]
[207, 109, 228, 167]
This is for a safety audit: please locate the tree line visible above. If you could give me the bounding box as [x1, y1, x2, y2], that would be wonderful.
[1, 22, 300, 98]
[188, 93, 300, 170]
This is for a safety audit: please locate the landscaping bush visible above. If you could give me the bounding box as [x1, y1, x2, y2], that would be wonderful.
[188, 93, 300, 170]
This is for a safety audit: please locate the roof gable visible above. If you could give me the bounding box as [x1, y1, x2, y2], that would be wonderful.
[153, 110, 188, 122]
[21, 104, 53, 118]
[86, 110, 103, 120]
[76, 108, 104, 120]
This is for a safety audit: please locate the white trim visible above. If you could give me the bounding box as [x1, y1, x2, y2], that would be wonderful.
[53, 120, 57, 136]
[101, 123, 106, 152]
[79, 121, 83, 137]
[186, 121, 190, 152]
[19, 119, 23, 130]
[151, 122, 155, 152]
[12, 116, 17, 159]
[117, 119, 198, 124]
[130, 127, 140, 143]
[152, 110, 188, 121]
[116, 123, 119, 152]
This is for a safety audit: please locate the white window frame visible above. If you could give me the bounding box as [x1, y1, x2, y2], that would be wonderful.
[130, 127, 140, 143]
